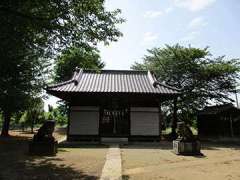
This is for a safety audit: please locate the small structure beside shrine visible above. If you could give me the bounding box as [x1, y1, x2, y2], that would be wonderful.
[47, 68, 181, 142]
[197, 104, 240, 137]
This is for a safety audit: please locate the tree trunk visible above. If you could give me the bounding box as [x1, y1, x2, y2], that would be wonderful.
[31, 118, 34, 133]
[171, 98, 178, 139]
[229, 115, 234, 137]
[1, 111, 11, 137]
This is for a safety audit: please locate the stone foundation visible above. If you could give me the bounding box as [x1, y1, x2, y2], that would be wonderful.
[173, 140, 201, 155]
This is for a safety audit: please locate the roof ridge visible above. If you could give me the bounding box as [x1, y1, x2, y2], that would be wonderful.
[154, 81, 181, 92]
[72, 68, 83, 85]
[147, 71, 181, 92]
[47, 79, 75, 89]
[83, 69, 148, 74]
[205, 103, 235, 109]
[47, 68, 83, 89]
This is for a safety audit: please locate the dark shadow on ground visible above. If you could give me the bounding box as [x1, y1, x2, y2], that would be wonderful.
[122, 175, 130, 180]
[201, 142, 240, 151]
[120, 141, 173, 150]
[58, 141, 108, 149]
[0, 137, 98, 180]
[120, 140, 240, 151]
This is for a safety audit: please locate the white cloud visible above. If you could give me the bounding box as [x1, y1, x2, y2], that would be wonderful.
[144, 10, 163, 18]
[179, 17, 207, 43]
[142, 32, 158, 45]
[188, 17, 208, 29]
[173, 0, 216, 11]
[144, 7, 174, 19]
[165, 7, 174, 13]
[179, 31, 200, 42]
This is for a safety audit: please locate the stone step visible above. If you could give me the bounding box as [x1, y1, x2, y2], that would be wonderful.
[101, 137, 128, 144]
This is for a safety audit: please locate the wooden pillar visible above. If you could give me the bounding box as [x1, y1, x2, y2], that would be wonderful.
[171, 97, 178, 138]
[229, 115, 234, 137]
[158, 102, 163, 140]
[66, 103, 71, 141]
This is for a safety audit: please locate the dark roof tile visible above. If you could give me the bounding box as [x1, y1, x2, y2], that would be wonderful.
[47, 69, 180, 94]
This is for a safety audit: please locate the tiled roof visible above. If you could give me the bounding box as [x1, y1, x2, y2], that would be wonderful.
[198, 104, 240, 115]
[47, 69, 180, 94]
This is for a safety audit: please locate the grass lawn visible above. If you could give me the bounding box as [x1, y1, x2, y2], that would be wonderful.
[0, 130, 108, 180]
[121, 142, 240, 180]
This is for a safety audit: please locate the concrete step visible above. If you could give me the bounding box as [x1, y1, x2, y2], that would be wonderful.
[101, 137, 128, 144]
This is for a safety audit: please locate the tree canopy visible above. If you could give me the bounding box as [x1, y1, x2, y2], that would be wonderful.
[1, 0, 124, 56]
[0, 0, 124, 136]
[132, 44, 240, 124]
[54, 46, 105, 82]
[19, 97, 45, 132]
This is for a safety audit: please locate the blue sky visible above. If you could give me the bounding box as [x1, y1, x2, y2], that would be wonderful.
[100, 0, 240, 69]
[45, 0, 240, 109]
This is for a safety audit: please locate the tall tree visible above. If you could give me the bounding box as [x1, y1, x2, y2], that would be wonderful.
[0, 0, 124, 136]
[132, 44, 240, 132]
[19, 97, 45, 132]
[54, 46, 105, 82]
[53, 46, 105, 119]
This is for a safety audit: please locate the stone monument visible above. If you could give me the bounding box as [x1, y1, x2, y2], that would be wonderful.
[173, 121, 201, 155]
[29, 120, 58, 155]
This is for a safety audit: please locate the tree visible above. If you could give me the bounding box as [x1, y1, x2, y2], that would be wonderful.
[132, 44, 240, 133]
[54, 46, 105, 82]
[0, 0, 124, 136]
[44, 105, 68, 126]
[19, 98, 45, 132]
[52, 46, 105, 120]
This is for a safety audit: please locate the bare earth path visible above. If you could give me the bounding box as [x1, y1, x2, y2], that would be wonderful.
[100, 144, 122, 180]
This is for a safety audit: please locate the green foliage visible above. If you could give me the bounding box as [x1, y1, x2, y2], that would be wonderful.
[46, 105, 68, 126]
[0, 0, 123, 135]
[53, 46, 105, 120]
[19, 98, 45, 130]
[0, 0, 124, 56]
[132, 44, 240, 124]
[54, 46, 105, 82]
[0, 113, 2, 128]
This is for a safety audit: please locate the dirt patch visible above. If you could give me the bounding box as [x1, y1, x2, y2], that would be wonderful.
[8, 127, 67, 141]
[0, 130, 108, 180]
[121, 142, 240, 180]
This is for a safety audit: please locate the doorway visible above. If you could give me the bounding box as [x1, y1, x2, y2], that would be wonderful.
[100, 107, 129, 136]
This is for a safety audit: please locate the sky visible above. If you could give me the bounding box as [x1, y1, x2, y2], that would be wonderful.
[45, 0, 240, 110]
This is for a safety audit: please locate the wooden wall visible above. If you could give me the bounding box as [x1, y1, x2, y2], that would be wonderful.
[69, 106, 99, 135]
[130, 107, 159, 136]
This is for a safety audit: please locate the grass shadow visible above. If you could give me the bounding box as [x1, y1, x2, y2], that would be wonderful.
[122, 175, 130, 180]
[201, 142, 240, 151]
[0, 137, 99, 180]
[173, 152, 206, 158]
[121, 141, 173, 150]
[58, 141, 108, 149]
